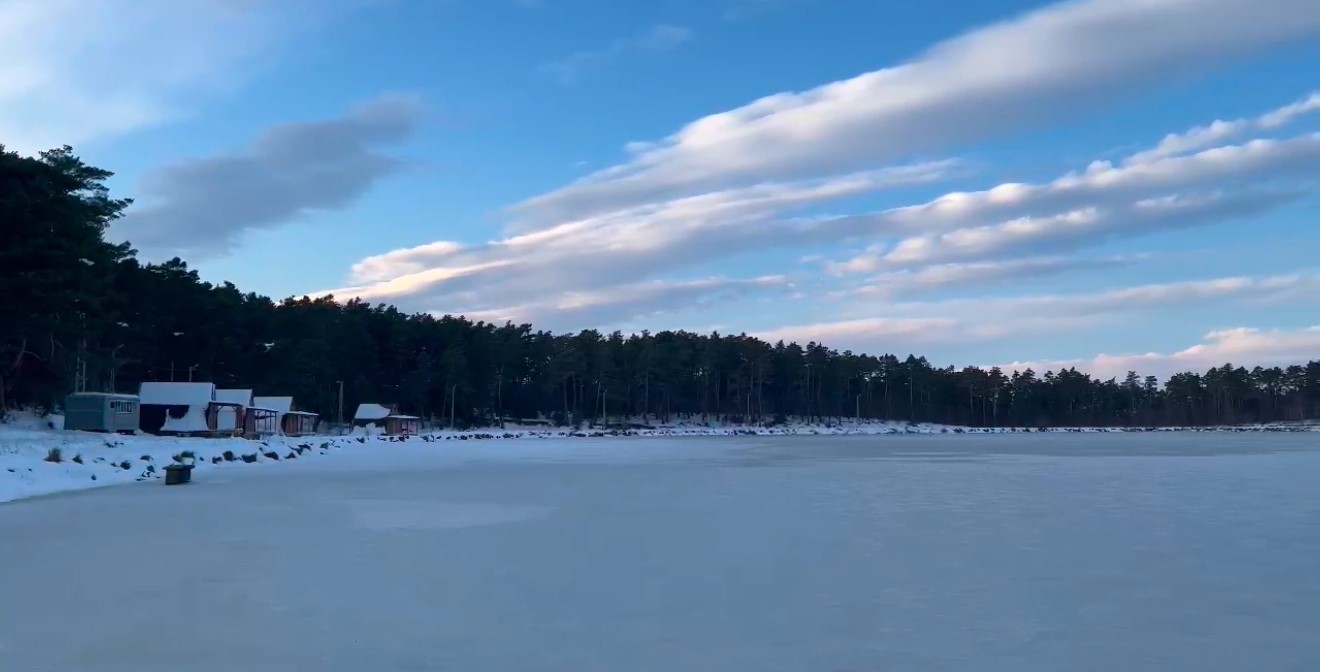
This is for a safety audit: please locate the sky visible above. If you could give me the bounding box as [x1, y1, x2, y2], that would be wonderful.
[3, 0, 1318, 380]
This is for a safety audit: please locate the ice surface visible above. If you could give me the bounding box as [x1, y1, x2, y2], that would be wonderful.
[2, 433, 1320, 671]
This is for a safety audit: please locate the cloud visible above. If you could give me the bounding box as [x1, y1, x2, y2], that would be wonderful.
[113, 94, 422, 259]
[327, 125, 1315, 332]
[722, 0, 806, 21]
[327, 162, 955, 310]
[821, 133, 1319, 271]
[0, 0, 342, 155]
[999, 326, 1320, 380]
[459, 276, 789, 331]
[512, 0, 1320, 228]
[848, 255, 1146, 297]
[840, 189, 1301, 270]
[539, 24, 692, 83]
[755, 272, 1320, 354]
[754, 317, 961, 347]
[1125, 91, 1319, 165]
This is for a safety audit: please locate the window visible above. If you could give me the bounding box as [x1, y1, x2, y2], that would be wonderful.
[110, 400, 136, 413]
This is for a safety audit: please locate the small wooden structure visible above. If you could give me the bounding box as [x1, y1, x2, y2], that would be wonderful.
[383, 415, 422, 436]
[354, 403, 420, 436]
[254, 396, 320, 436]
[64, 392, 140, 433]
[283, 411, 320, 436]
[244, 407, 280, 437]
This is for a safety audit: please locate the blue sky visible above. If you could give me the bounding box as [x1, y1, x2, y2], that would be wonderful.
[3, 0, 1318, 379]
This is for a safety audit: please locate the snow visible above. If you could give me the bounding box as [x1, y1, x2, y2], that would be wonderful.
[214, 388, 253, 406]
[138, 382, 214, 405]
[6, 411, 1318, 505]
[354, 402, 391, 420]
[253, 396, 294, 413]
[2, 431, 1320, 671]
[0, 419, 349, 504]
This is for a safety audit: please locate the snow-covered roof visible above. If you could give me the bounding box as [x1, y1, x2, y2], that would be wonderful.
[67, 392, 138, 401]
[387, 415, 420, 420]
[138, 382, 215, 406]
[355, 403, 392, 421]
[253, 396, 294, 413]
[215, 389, 254, 407]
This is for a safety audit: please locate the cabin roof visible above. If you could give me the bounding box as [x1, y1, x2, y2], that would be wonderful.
[139, 382, 215, 406]
[215, 389, 254, 406]
[354, 403, 392, 420]
[253, 396, 294, 413]
[67, 392, 138, 400]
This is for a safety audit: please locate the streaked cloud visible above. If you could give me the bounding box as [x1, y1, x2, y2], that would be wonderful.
[754, 272, 1320, 355]
[539, 24, 693, 84]
[114, 94, 423, 259]
[999, 326, 1320, 380]
[513, 0, 1320, 228]
[461, 276, 789, 331]
[848, 255, 1146, 297]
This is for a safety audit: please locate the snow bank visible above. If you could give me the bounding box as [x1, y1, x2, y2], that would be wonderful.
[0, 420, 356, 505]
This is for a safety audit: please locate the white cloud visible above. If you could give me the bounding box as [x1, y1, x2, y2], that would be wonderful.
[460, 276, 789, 331]
[0, 0, 340, 155]
[875, 272, 1320, 319]
[755, 272, 1320, 355]
[329, 123, 1315, 331]
[512, 0, 1320, 228]
[754, 317, 960, 347]
[322, 0, 1319, 347]
[822, 133, 1318, 271]
[999, 326, 1320, 379]
[848, 255, 1145, 297]
[1125, 91, 1319, 165]
[328, 163, 955, 309]
[539, 24, 693, 83]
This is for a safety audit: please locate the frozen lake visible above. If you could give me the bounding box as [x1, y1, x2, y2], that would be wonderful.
[3, 432, 1320, 671]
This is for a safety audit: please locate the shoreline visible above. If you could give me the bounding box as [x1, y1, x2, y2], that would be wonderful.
[3, 419, 1317, 505]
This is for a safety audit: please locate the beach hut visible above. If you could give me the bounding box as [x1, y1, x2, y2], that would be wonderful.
[63, 392, 140, 433]
[244, 406, 280, 437]
[254, 396, 320, 436]
[138, 382, 218, 435]
[383, 415, 422, 436]
[354, 403, 420, 436]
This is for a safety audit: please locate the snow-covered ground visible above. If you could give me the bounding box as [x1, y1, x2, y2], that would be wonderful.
[3, 412, 1316, 505]
[2, 432, 1319, 671]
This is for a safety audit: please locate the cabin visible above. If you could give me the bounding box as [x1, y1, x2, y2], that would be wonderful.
[383, 415, 422, 436]
[138, 382, 219, 435]
[64, 392, 140, 433]
[354, 403, 421, 436]
[254, 396, 320, 436]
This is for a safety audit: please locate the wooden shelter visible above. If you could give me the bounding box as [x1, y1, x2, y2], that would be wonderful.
[383, 415, 422, 436]
[254, 396, 320, 436]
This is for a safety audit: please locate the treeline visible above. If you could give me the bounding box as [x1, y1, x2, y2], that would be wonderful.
[3, 146, 1319, 428]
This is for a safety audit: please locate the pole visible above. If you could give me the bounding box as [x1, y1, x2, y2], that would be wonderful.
[337, 380, 344, 430]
